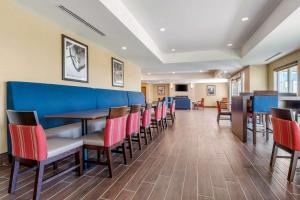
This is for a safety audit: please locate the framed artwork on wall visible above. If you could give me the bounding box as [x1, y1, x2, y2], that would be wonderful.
[62, 35, 88, 83]
[157, 86, 165, 95]
[112, 57, 124, 87]
[207, 85, 216, 96]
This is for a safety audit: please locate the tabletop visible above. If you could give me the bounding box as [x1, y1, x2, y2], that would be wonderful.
[45, 109, 109, 120]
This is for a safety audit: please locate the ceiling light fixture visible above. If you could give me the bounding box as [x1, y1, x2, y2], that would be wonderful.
[171, 49, 176, 52]
[147, 73, 151, 75]
[122, 46, 127, 50]
[160, 27, 166, 32]
[227, 43, 233, 47]
[199, 70, 203, 72]
[241, 17, 249, 22]
[172, 72, 175, 74]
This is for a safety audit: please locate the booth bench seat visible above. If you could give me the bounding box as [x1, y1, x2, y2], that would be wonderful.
[45, 119, 106, 139]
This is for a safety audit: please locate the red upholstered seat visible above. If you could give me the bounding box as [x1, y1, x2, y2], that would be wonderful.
[126, 112, 140, 136]
[103, 115, 127, 147]
[9, 124, 47, 161]
[155, 105, 162, 121]
[271, 117, 300, 151]
[142, 108, 151, 128]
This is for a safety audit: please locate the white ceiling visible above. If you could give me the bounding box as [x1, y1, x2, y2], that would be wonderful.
[122, 0, 281, 52]
[13, 0, 300, 83]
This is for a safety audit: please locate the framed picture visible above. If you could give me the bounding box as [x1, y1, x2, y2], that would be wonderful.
[157, 86, 165, 96]
[207, 85, 216, 96]
[62, 35, 88, 83]
[112, 58, 124, 87]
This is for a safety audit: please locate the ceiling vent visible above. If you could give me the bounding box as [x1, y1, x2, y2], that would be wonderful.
[265, 52, 281, 62]
[57, 5, 106, 37]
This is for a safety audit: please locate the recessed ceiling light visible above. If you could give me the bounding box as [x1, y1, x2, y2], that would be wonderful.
[227, 43, 233, 47]
[171, 48, 176, 52]
[224, 70, 228, 73]
[160, 27, 166, 32]
[122, 46, 127, 50]
[199, 70, 203, 72]
[172, 72, 175, 74]
[147, 73, 151, 75]
[241, 17, 249, 22]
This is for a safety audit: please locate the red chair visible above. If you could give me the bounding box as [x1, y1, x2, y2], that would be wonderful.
[270, 108, 300, 182]
[83, 106, 128, 178]
[216, 101, 231, 124]
[161, 102, 168, 129]
[152, 101, 163, 134]
[7, 110, 83, 200]
[126, 105, 142, 158]
[140, 103, 153, 145]
[198, 98, 205, 110]
[167, 100, 176, 125]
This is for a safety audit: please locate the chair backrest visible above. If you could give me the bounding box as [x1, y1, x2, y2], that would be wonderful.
[155, 101, 162, 121]
[170, 100, 176, 114]
[126, 104, 141, 135]
[104, 106, 128, 147]
[222, 97, 228, 102]
[271, 108, 300, 151]
[252, 90, 278, 113]
[7, 110, 39, 125]
[216, 101, 221, 113]
[142, 103, 152, 128]
[162, 101, 167, 118]
[6, 110, 47, 161]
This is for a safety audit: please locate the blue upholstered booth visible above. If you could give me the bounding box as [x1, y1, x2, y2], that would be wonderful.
[7, 81, 145, 152]
[174, 96, 191, 110]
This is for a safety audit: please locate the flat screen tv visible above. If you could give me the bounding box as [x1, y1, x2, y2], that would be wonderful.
[175, 84, 188, 92]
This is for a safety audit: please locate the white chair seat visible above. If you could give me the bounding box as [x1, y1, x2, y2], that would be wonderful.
[47, 138, 83, 158]
[82, 132, 105, 147]
[45, 119, 106, 139]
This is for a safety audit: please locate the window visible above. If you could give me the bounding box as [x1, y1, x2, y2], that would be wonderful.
[274, 65, 298, 94]
[231, 72, 244, 96]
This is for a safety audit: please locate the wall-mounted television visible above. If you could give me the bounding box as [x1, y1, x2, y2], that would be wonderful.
[175, 84, 188, 92]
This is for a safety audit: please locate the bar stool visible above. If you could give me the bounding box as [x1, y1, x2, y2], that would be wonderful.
[151, 101, 163, 134]
[140, 103, 153, 145]
[6, 110, 83, 200]
[126, 104, 142, 158]
[167, 100, 176, 125]
[250, 91, 278, 144]
[82, 106, 128, 178]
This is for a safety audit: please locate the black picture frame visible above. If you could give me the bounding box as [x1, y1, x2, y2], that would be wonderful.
[111, 57, 124, 87]
[62, 34, 89, 83]
[207, 85, 216, 96]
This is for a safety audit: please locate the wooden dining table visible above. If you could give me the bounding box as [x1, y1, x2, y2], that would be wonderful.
[45, 109, 110, 136]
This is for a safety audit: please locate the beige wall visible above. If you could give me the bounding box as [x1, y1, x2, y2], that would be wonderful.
[268, 50, 300, 92]
[194, 83, 229, 107]
[141, 83, 153, 103]
[0, 0, 141, 153]
[249, 64, 268, 92]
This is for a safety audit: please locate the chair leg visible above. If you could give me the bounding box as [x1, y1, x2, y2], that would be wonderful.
[288, 151, 299, 182]
[149, 127, 153, 141]
[156, 121, 160, 134]
[143, 127, 148, 145]
[266, 114, 269, 141]
[8, 157, 20, 194]
[75, 148, 83, 176]
[106, 148, 113, 178]
[33, 161, 45, 200]
[253, 113, 257, 144]
[127, 135, 133, 158]
[217, 114, 220, 124]
[137, 132, 142, 150]
[270, 142, 278, 168]
[122, 143, 127, 165]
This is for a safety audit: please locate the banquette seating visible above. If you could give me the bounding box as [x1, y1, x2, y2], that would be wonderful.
[6, 81, 145, 154]
[174, 96, 191, 110]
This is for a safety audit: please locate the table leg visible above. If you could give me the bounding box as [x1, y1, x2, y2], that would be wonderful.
[266, 114, 269, 141]
[81, 119, 89, 169]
